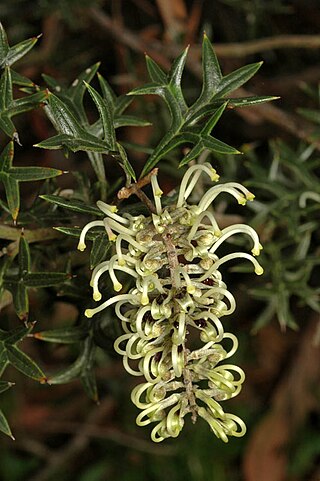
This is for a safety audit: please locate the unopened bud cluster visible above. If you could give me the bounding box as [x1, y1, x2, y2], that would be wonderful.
[78, 163, 263, 442]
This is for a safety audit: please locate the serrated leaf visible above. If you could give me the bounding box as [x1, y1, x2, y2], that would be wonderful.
[6, 345, 45, 381]
[34, 325, 88, 344]
[41, 194, 103, 216]
[214, 61, 263, 98]
[90, 233, 112, 268]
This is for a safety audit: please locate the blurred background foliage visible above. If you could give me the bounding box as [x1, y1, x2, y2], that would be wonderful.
[0, 0, 320, 480]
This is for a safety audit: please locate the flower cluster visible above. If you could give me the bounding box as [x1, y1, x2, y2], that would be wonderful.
[78, 163, 263, 442]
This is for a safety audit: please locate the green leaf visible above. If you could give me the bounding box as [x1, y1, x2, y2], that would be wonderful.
[1, 173, 19, 221]
[0, 323, 46, 381]
[5, 36, 40, 68]
[0, 22, 39, 68]
[116, 142, 137, 182]
[214, 61, 263, 98]
[114, 115, 151, 128]
[9, 166, 63, 182]
[0, 408, 14, 439]
[18, 236, 31, 275]
[35, 133, 110, 153]
[45, 92, 86, 136]
[90, 233, 112, 268]
[0, 68, 47, 139]
[227, 95, 280, 108]
[24, 272, 69, 288]
[48, 336, 96, 399]
[85, 81, 116, 149]
[168, 46, 189, 114]
[0, 142, 63, 221]
[146, 55, 167, 83]
[6, 345, 46, 381]
[33, 325, 88, 344]
[40, 194, 103, 216]
[3, 235, 68, 319]
[189, 33, 222, 114]
[0, 22, 9, 64]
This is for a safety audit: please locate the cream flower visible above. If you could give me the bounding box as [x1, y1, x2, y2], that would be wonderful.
[78, 163, 263, 442]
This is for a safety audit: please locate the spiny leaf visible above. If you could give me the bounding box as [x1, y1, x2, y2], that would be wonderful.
[214, 62, 263, 98]
[0, 22, 40, 68]
[0, 141, 63, 220]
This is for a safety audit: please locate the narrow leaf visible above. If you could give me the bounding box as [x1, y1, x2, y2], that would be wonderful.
[41, 194, 102, 216]
[146, 55, 167, 83]
[18, 235, 31, 275]
[0, 408, 13, 439]
[24, 272, 69, 288]
[116, 142, 136, 182]
[203, 136, 241, 154]
[215, 62, 263, 98]
[6, 35, 40, 67]
[10, 166, 63, 182]
[190, 33, 222, 114]
[90, 233, 112, 268]
[85, 81, 116, 149]
[0, 22, 9, 66]
[6, 345, 46, 381]
[34, 325, 88, 344]
[1, 174, 19, 220]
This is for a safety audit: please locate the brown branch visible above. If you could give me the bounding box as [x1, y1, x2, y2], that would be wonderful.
[117, 167, 158, 213]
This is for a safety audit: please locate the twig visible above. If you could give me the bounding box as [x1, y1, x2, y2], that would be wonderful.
[28, 397, 114, 481]
[118, 167, 158, 213]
